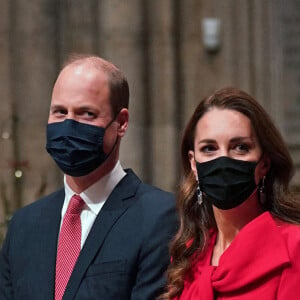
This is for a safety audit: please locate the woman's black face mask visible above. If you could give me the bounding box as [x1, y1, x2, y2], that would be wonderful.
[196, 156, 259, 210]
[46, 118, 116, 177]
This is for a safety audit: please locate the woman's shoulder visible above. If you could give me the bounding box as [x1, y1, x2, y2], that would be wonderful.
[272, 215, 300, 256]
[272, 215, 300, 234]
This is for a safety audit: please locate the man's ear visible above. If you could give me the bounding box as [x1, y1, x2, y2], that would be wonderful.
[116, 108, 129, 137]
[188, 150, 198, 179]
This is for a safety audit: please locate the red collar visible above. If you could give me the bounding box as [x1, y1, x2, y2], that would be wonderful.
[181, 212, 291, 299]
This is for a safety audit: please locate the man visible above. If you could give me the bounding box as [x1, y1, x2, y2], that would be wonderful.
[0, 55, 177, 299]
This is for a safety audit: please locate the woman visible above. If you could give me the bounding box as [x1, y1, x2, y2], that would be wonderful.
[162, 87, 300, 299]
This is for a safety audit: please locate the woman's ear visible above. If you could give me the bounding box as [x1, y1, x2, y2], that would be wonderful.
[260, 155, 271, 175]
[188, 150, 198, 179]
[256, 154, 271, 184]
[116, 108, 129, 137]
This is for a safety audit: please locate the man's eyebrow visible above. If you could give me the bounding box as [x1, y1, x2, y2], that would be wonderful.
[76, 105, 98, 111]
[50, 104, 66, 110]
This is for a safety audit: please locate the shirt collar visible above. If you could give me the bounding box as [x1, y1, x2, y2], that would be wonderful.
[64, 161, 126, 215]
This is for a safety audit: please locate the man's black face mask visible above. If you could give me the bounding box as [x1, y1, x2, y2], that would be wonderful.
[46, 118, 115, 177]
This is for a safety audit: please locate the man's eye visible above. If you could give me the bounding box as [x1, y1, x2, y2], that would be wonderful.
[53, 109, 67, 115]
[82, 111, 96, 117]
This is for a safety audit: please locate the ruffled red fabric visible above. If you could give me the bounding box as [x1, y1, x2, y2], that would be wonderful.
[179, 212, 300, 299]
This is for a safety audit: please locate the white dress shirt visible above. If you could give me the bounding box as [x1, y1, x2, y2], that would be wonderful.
[60, 161, 126, 248]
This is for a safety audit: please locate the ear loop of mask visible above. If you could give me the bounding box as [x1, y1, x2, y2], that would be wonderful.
[102, 111, 121, 161]
[255, 153, 267, 188]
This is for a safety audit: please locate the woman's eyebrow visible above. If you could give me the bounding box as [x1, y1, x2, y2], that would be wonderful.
[197, 139, 216, 144]
[229, 136, 254, 143]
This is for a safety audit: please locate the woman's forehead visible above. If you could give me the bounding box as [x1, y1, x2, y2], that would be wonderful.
[195, 108, 255, 140]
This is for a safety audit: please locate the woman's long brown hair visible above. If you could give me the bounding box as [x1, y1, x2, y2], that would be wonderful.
[160, 87, 299, 299]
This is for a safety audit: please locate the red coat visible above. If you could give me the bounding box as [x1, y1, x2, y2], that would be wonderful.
[179, 212, 300, 299]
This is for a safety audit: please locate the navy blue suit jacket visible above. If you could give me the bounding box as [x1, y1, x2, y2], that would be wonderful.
[0, 169, 177, 299]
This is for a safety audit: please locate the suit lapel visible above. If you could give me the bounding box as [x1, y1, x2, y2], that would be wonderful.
[34, 189, 64, 299]
[63, 170, 141, 300]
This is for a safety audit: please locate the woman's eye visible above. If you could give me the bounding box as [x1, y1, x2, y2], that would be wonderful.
[235, 143, 250, 152]
[200, 145, 216, 153]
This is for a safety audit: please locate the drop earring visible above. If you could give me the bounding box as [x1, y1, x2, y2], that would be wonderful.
[197, 183, 203, 205]
[259, 176, 266, 205]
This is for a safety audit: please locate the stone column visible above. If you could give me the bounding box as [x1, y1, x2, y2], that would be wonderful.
[0, 0, 13, 240]
[98, 1, 147, 179]
[58, 0, 99, 62]
[143, 0, 177, 191]
[270, 0, 300, 187]
[8, 0, 59, 205]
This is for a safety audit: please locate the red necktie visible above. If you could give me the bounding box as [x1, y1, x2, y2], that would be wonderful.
[55, 194, 84, 300]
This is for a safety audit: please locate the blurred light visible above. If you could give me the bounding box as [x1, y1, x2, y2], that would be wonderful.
[2, 131, 10, 139]
[15, 170, 23, 178]
[202, 18, 221, 53]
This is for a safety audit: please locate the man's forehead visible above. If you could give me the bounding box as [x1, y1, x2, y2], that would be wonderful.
[56, 64, 108, 88]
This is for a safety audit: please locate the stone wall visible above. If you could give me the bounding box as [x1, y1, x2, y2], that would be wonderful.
[0, 0, 299, 239]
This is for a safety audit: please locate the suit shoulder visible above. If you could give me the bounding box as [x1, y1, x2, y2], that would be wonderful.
[136, 182, 175, 206]
[124, 169, 174, 203]
[131, 183, 177, 232]
[10, 188, 64, 221]
[132, 182, 178, 240]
